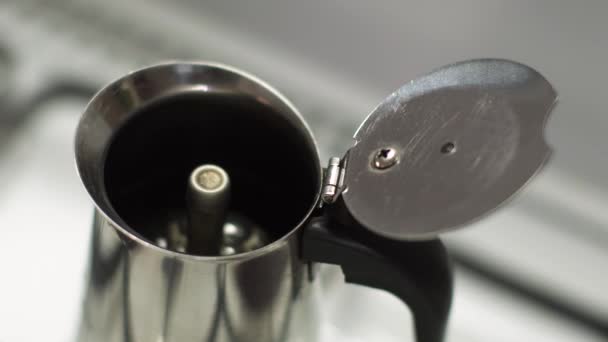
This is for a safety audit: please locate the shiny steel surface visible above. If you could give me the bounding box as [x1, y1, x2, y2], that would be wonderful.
[79, 213, 321, 342]
[219, 213, 270, 256]
[372, 147, 398, 170]
[342, 59, 557, 241]
[186, 164, 231, 255]
[321, 157, 342, 203]
[75, 62, 323, 342]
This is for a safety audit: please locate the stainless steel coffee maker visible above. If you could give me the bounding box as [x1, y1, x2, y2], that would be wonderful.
[75, 60, 556, 342]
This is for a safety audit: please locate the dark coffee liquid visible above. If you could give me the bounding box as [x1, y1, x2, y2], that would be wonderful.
[103, 92, 319, 248]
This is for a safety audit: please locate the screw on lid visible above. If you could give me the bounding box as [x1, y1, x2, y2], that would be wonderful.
[341, 59, 557, 241]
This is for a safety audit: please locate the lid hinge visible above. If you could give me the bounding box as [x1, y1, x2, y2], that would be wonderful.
[321, 157, 346, 204]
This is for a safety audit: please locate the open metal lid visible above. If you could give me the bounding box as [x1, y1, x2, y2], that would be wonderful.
[339, 59, 557, 240]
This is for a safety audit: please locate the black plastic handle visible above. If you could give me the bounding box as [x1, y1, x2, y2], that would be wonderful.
[302, 215, 453, 342]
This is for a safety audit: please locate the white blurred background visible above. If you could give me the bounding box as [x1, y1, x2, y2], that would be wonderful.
[0, 1, 606, 341]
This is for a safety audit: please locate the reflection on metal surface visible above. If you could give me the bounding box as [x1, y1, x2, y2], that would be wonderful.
[343, 59, 557, 241]
[321, 157, 343, 204]
[219, 213, 271, 256]
[79, 213, 320, 342]
[371, 147, 399, 170]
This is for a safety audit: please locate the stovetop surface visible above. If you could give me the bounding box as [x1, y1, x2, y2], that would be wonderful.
[0, 1, 607, 341]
